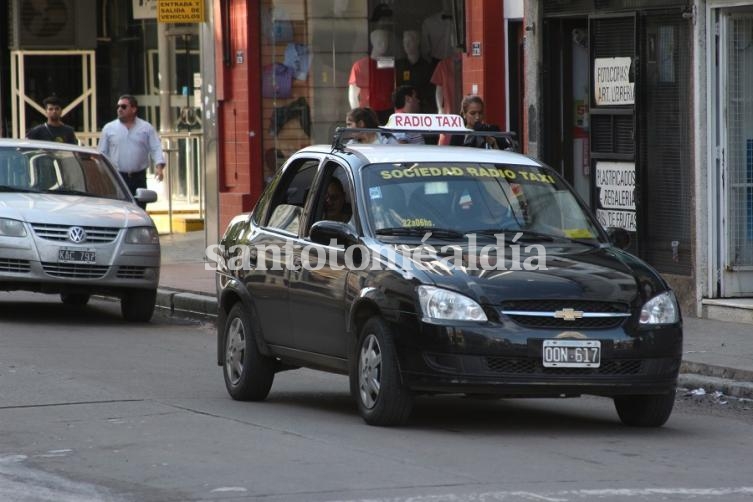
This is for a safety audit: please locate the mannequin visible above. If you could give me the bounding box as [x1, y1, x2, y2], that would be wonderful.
[348, 29, 395, 122]
[421, 0, 457, 64]
[431, 48, 462, 115]
[395, 30, 436, 114]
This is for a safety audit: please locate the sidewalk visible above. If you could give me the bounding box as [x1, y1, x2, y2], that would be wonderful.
[157, 231, 753, 400]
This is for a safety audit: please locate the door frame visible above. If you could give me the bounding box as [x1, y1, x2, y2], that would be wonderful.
[707, 1, 753, 297]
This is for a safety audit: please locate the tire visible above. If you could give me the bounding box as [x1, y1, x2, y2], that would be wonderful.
[61, 293, 90, 306]
[120, 289, 157, 322]
[351, 317, 413, 426]
[222, 303, 275, 401]
[614, 390, 676, 427]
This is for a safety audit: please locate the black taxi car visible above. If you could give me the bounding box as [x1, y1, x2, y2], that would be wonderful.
[213, 115, 682, 427]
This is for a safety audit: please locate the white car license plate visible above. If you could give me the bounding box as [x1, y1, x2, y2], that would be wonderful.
[58, 248, 96, 264]
[543, 339, 601, 368]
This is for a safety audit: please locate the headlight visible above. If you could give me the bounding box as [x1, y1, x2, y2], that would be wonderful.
[639, 291, 679, 325]
[125, 226, 159, 244]
[0, 218, 27, 237]
[418, 285, 488, 322]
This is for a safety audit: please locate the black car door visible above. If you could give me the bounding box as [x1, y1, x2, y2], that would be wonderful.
[241, 156, 320, 349]
[288, 161, 354, 359]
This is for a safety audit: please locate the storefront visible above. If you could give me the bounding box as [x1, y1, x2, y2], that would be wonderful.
[530, 0, 695, 310]
[213, 0, 522, 231]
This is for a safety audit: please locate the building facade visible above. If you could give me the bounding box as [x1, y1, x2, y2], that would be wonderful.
[525, 0, 753, 318]
[213, 0, 525, 233]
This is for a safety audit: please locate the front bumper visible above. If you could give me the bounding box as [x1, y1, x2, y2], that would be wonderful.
[393, 316, 682, 397]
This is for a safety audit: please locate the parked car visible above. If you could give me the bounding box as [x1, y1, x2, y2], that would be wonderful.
[0, 139, 160, 321]
[214, 115, 682, 427]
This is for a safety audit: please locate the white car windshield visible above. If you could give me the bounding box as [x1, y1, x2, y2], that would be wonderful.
[362, 162, 603, 242]
[0, 147, 129, 200]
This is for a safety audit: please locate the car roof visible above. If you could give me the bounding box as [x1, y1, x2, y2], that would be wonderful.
[297, 143, 544, 167]
[0, 138, 98, 154]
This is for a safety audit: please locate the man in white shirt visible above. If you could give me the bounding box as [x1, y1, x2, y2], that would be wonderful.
[98, 95, 165, 208]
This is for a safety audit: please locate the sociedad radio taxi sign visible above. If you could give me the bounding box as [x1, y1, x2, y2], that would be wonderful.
[158, 0, 204, 23]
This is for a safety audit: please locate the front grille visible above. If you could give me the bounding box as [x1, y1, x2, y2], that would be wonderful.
[0, 258, 31, 273]
[500, 300, 630, 329]
[117, 266, 147, 279]
[485, 357, 643, 376]
[31, 223, 120, 243]
[42, 262, 109, 279]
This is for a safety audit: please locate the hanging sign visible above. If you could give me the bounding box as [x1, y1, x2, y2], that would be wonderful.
[594, 57, 634, 106]
[133, 0, 157, 19]
[158, 0, 205, 23]
[595, 161, 636, 232]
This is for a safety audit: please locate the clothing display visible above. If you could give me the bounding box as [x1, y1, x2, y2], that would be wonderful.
[395, 57, 437, 114]
[269, 97, 311, 137]
[431, 53, 462, 114]
[262, 63, 294, 99]
[284, 43, 312, 81]
[421, 11, 457, 63]
[348, 56, 395, 112]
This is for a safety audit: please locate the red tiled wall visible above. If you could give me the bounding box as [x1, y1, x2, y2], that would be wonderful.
[464, 0, 506, 128]
[216, 0, 263, 228]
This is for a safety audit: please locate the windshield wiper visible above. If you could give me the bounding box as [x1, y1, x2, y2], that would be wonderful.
[43, 188, 94, 197]
[0, 185, 38, 193]
[375, 227, 465, 239]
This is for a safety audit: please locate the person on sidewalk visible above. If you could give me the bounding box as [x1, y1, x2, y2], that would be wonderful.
[391, 85, 425, 144]
[98, 94, 165, 209]
[26, 95, 78, 144]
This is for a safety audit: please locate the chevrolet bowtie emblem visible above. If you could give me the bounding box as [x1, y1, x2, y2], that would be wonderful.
[553, 308, 584, 321]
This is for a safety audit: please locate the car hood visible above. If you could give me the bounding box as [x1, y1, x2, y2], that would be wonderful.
[375, 241, 667, 306]
[0, 193, 151, 227]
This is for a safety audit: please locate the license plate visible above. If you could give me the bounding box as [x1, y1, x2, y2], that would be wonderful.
[543, 339, 601, 368]
[58, 248, 96, 264]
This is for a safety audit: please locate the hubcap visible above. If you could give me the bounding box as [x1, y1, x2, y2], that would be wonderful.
[225, 317, 246, 386]
[359, 334, 382, 409]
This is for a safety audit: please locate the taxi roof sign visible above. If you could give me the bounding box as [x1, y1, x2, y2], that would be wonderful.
[383, 113, 470, 133]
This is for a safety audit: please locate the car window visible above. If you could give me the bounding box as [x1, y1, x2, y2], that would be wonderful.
[310, 162, 354, 229]
[0, 147, 128, 199]
[264, 158, 319, 234]
[362, 162, 602, 241]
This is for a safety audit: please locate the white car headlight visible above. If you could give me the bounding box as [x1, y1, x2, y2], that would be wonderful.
[639, 291, 679, 325]
[125, 226, 159, 244]
[0, 218, 27, 237]
[418, 285, 488, 322]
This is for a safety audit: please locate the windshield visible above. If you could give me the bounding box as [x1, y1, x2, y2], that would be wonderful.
[0, 147, 129, 200]
[362, 162, 603, 243]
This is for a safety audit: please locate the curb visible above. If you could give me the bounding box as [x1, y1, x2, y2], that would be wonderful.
[156, 288, 217, 318]
[678, 373, 753, 400]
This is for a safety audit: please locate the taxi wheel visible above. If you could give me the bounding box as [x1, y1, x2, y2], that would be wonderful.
[223, 303, 275, 401]
[61, 293, 90, 306]
[352, 317, 413, 426]
[614, 390, 675, 427]
[121, 288, 156, 322]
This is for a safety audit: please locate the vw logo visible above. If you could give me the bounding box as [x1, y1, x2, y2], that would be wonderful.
[68, 226, 87, 243]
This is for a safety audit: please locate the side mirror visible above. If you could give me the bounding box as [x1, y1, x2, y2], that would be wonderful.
[135, 188, 158, 204]
[310, 220, 358, 247]
[607, 227, 631, 249]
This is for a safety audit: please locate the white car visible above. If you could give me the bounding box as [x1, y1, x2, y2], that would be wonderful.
[0, 139, 160, 321]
